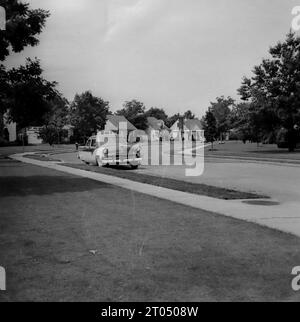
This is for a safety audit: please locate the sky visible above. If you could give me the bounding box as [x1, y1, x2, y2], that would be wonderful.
[4, 0, 300, 117]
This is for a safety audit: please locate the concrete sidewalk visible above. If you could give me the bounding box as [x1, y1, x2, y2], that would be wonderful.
[11, 153, 300, 238]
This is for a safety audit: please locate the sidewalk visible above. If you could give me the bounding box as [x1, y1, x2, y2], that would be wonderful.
[11, 153, 300, 238]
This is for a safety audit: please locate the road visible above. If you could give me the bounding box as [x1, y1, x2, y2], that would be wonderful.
[1, 152, 300, 301]
[52, 144, 300, 204]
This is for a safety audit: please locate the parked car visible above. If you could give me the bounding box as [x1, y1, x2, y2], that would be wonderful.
[78, 133, 142, 169]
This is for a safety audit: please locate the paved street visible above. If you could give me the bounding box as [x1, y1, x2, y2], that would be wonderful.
[1, 152, 300, 301]
[52, 143, 300, 204]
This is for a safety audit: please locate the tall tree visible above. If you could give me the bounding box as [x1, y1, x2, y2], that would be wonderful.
[238, 32, 300, 151]
[145, 107, 168, 123]
[3, 58, 58, 128]
[0, 0, 54, 138]
[39, 94, 69, 145]
[230, 102, 262, 143]
[183, 110, 195, 120]
[209, 96, 234, 141]
[70, 91, 110, 139]
[202, 109, 217, 150]
[166, 113, 180, 128]
[116, 99, 147, 130]
[0, 0, 49, 61]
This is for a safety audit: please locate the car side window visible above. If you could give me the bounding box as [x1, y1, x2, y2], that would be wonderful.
[91, 139, 96, 147]
[86, 139, 91, 147]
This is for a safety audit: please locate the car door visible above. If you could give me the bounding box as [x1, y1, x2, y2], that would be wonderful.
[88, 138, 98, 164]
[80, 138, 94, 163]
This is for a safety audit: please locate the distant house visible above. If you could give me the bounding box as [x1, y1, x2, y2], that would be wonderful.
[146, 117, 170, 141]
[2, 113, 16, 142]
[104, 115, 136, 139]
[128, 129, 148, 143]
[25, 127, 43, 144]
[62, 124, 74, 143]
[170, 118, 204, 141]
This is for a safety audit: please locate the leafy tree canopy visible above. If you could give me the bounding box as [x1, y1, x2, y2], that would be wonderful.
[1, 58, 58, 128]
[209, 96, 234, 138]
[238, 32, 300, 150]
[70, 91, 110, 139]
[0, 0, 49, 61]
[183, 110, 195, 120]
[145, 107, 168, 123]
[165, 113, 180, 128]
[116, 99, 147, 130]
[202, 109, 217, 149]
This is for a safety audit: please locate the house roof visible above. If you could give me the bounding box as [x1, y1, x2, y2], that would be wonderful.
[184, 119, 203, 131]
[132, 129, 147, 136]
[147, 117, 169, 131]
[170, 118, 203, 131]
[107, 115, 136, 131]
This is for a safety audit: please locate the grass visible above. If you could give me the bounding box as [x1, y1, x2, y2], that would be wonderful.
[23, 154, 62, 162]
[64, 163, 269, 200]
[1, 159, 300, 301]
[204, 141, 300, 162]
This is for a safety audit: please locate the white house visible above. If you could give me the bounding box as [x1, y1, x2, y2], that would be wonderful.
[170, 118, 204, 141]
[104, 115, 136, 139]
[26, 127, 43, 144]
[146, 117, 170, 141]
[2, 113, 17, 142]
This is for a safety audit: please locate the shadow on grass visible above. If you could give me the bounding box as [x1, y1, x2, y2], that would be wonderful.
[64, 163, 269, 200]
[0, 175, 110, 197]
[247, 149, 300, 155]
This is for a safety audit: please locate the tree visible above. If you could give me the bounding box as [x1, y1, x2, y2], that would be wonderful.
[0, 0, 54, 139]
[238, 32, 300, 151]
[2, 58, 58, 128]
[183, 110, 195, 120]
[116, 99, 147, 130]
[165, 110, 195, 129]
[165, 113, 180, 128]
[209, 96, 234, 141]
[145, 107, 168, 123]
[230, 102, 262, 143]
[38, 126, 57, 146]
[40, 94, 69, 145]
[202, 109, 217, 150]
[0, 0, 49, 61]
[70, 91, 110, 140]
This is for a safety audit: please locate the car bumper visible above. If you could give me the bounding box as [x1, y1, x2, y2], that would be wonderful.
[102, 158, 142, 165]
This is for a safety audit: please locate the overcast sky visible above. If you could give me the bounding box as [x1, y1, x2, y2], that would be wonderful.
[4, 0, 300, 117]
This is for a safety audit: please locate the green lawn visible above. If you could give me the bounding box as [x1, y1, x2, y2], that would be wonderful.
[204, 141, 300, 162]
[64, 163, 268, 200]
[0, 160, 300, 301]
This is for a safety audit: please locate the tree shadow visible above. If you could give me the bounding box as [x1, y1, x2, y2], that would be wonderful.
[246, 148, 300, 155]
[0, 175, 110, 197]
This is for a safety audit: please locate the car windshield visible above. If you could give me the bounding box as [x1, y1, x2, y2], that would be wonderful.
[99, 136, 127, 146]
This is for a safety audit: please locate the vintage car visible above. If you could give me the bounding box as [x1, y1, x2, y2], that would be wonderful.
[78, 133, 142, 169]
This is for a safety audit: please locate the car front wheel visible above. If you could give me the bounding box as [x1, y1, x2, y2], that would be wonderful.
[96, 156, 108, 167]
[96, 156, 103, 167]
